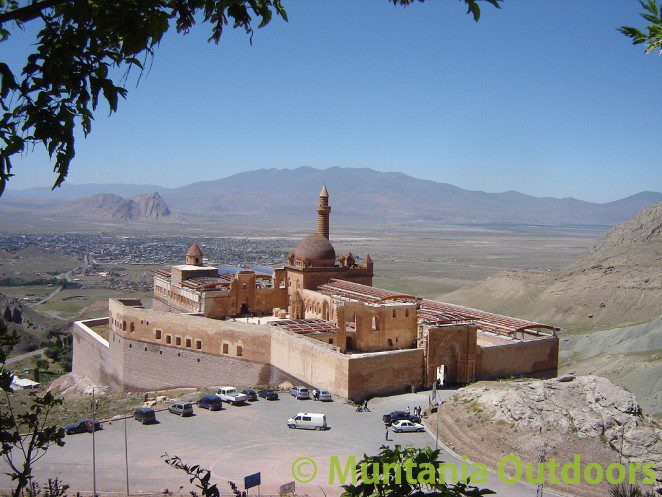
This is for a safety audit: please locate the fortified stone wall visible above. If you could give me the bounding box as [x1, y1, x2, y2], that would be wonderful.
[71, 318, 110, 387]
[75, 300, 558, 400]
[476, 335, 559, 380]
[346, 349, 425, 401]
[106, 333, 296, 392]
[270, 327, 350, 397]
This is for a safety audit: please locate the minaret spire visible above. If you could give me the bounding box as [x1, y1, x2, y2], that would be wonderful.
[316, 183, 331, 239]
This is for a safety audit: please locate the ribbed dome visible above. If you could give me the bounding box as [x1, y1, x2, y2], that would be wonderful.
[294, 233, 336, 266]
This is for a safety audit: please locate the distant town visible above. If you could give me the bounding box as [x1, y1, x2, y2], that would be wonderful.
[0, 232, 290, 268]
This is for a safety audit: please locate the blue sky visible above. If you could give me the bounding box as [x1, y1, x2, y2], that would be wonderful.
[2, 1, 661, 202]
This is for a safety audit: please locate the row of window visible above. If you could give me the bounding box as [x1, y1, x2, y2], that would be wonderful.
[112, 318, 148, 332]
[155, 285, 196, 309]
[154, 330, 203, 350]
[152, 329, 243, 357]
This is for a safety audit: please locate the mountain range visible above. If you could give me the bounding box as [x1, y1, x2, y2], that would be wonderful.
[3, 166, 661, 226]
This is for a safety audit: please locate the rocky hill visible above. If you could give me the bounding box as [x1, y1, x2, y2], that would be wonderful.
[61, 192, 173, 221]
[434, 376, 661, 497]
[5, 167, 661, 226]
[588, 202, 662, 255]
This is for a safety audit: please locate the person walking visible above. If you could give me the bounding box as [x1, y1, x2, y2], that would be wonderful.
[385, 426, 389, 441]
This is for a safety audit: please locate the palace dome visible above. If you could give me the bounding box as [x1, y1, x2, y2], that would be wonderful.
[294, 233, 336, 266]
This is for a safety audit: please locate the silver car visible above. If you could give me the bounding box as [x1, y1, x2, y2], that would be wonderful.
[313, 389, 332, 401]
[168, 402, 194, 416]
[290, 386, 310, 399]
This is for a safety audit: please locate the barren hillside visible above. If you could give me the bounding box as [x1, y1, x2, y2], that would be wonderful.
[560, 318, 661, 416]
[441, 203, 662, 330]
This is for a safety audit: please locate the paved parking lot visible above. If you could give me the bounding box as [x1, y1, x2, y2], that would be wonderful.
[0, 389, 540, 497]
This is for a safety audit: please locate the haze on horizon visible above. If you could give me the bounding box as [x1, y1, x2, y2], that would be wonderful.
[2, 1, 661, 203]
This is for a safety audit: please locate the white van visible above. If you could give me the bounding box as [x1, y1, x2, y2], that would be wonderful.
[287, 412, 327, 430]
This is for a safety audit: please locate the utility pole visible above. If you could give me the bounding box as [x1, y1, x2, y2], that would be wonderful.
[92, 387, 97, 497]
[124, 415, 130, 495]
[91, 385, 108, 497]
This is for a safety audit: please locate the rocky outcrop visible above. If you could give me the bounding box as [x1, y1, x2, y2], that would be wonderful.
[47, 372, 107, 398]
[61, 191, 173, 221]
[450, 375, 662, 466]
[129, 192, 171, 220]
[588, 202, 662, 256]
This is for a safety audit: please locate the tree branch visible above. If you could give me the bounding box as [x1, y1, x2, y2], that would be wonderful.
[0, 0, 68, 24]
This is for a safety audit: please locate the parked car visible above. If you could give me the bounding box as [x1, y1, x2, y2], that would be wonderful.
[216, 386, 248, 405]
[287, 412, 327, 430]
[134, 407, 157, 424]
[391, 420, 425, 433]
[290, 386, 310, 399]
[258, 389, 279, 400]
[197, 395, 224, 411]
[168, 402, 194, 416]
[64, 419, 102, 435]
[242, 389, 258, 402]
[312, 389, 332, 401]
[382, 411, 421, 426]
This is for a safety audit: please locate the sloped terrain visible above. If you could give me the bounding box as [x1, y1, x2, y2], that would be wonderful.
[588, 202, 662, 255]
[441, 203, 662, 329]
[441, 241, 662, 329]
[560, 318, 661, 416]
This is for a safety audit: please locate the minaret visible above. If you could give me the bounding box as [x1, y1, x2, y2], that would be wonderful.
[316, 183, 331, 239]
